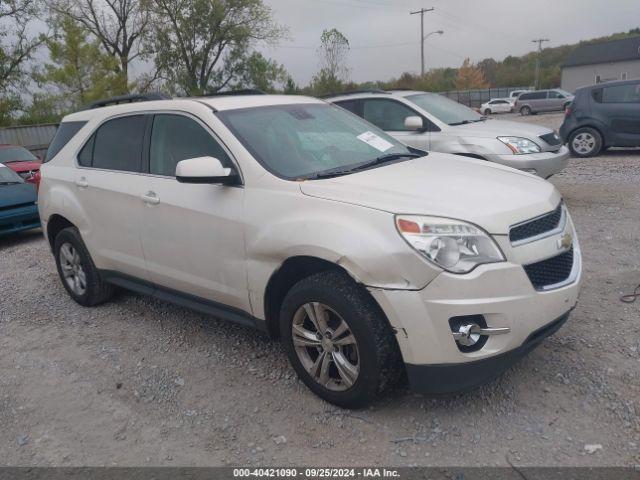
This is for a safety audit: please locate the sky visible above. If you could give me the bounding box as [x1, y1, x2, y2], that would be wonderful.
[258, 0, 640, 85]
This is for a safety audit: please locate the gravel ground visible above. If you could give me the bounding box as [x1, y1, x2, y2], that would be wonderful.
[1, 112, 639, 467]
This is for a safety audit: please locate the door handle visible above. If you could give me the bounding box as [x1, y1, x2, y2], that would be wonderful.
[141, 191, 160, 205]
[75, 177, 88, 188]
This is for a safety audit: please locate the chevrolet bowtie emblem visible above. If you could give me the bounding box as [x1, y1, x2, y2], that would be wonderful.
[558, 233, 573, 250]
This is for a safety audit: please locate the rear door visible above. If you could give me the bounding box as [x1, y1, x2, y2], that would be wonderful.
[74, 114, 150, 280]
[597, 82, 640, 145]
[138, 112, 249, 311]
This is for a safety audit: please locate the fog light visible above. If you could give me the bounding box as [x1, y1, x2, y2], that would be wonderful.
[449, 315, 511, 353]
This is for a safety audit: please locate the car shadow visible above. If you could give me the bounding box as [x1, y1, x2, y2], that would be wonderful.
[0, 228, 43, 250]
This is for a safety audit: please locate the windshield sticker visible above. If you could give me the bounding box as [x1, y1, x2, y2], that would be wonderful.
[357, 131, 394, 152]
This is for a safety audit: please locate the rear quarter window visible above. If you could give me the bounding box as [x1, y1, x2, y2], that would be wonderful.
[44, 121, 87, 163]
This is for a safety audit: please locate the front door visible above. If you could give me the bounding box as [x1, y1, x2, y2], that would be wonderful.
[599, 82, 640, 146]
[361, 98, 431, 151]
[139, 113, 249, 312]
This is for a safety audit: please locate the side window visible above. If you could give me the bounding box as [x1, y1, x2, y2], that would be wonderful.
[334, 100, 360, 116]
[548, 91, 564, 99]
[602, 84, 640, 103]
[45, 121, 87, 163]
[362, 99, 419, 131]
[78, 135, 94, 167]
[89, 115, 147, 172]
[149, 114, 231, 177]
[592, 88, 603, 103]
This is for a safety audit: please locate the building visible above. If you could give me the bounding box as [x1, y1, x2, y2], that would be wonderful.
[561, 36, 640, 93]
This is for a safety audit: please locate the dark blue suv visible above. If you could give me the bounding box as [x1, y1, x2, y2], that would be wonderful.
[560, 79, 640, 157]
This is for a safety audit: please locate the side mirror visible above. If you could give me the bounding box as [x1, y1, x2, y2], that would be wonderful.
[404, 116, 425, 132]
[175, 156, 239, 185]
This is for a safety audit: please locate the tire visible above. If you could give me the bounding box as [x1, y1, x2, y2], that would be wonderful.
[568, 127, 602, 158]
[520, 106, 531, 116]
[54, 227, 114, 306]
[279, 271, 403, 408]
[484, 109, 491, 115]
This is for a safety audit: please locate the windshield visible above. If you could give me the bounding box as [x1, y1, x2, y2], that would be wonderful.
[0, 146, 38, 163]
[406, 93, 483, 125]
[0, 166, 24, 184]
[217, 103, 414, 179]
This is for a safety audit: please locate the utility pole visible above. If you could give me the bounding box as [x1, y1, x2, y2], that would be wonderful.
[410, 7, 435, 76]
[532, 38, 550, 90]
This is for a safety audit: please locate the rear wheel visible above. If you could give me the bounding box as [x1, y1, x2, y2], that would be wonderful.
[568, 127, 602, 157]
[520, 106, 531, 116]
[279, 271, 403, 408]
[54, 227, 114, 306]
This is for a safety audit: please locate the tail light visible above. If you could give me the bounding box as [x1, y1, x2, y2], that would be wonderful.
[565, 107, 572, 117]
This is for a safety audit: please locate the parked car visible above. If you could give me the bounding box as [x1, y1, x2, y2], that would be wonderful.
[40, 93, 581, 407]
[0, 163, 41, 237]
[515, 89, 574, 116]
[327, 89, 569, 178]
[481, 98, 513, 115]
[560, 79, 640, 157]
[0, 144, 42, 186]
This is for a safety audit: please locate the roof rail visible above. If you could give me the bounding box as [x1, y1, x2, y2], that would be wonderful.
[196, 89, 267, 97]
[87, 92, 172, 110]
[319, 88, 389, 99]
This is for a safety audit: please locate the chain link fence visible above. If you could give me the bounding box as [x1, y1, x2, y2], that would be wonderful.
[440, 86, 533, 108]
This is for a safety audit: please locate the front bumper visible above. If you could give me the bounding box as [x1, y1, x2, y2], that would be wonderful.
[486, 145, 570, 179]
[0, 204, 41, 237]
[405, 310, 571, 394]
[368, 224, 581, 394]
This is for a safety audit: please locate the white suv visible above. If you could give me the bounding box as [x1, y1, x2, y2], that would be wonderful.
[39, 93, 582, 407]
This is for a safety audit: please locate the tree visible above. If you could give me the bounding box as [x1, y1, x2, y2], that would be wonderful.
[310, 28, 349, 95]
[51, 0, 151, 83]
[454, 58, 489, 90]
[0, 0, 45, 124]
[232, 51, 287, 92]
[148, 0, 285, 95]
[36, 17, 127, 112]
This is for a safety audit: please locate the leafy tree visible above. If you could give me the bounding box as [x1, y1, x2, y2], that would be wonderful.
[148, 0, 285, 95]
[51, 0, 151, 83]
[35, 17, 127, 111]
[454, 58, 489, 90]
[283, 76, 299, 94]
[232, 51, 287, 92]
[310, 28, 349, 95]
[0, 0, 45, 124]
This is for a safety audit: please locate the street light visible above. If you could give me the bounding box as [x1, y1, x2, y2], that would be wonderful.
[422, 30, 444, 76]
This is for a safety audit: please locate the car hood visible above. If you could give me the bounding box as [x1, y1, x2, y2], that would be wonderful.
[450, 119, 553, 140]
[0, 182, 37, 208]
[299, 153, 560, 235]
[4, 160, 42, 172]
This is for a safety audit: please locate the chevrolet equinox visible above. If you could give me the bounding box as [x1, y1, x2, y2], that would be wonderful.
[39, 93, 582, 407]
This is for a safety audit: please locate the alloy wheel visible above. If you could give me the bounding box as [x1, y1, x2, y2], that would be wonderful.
[291, 302, 360, 391]
[572, 132, 596, 155]
[59, 243, 87, 295]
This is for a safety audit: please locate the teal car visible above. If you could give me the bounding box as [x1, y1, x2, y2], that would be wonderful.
[0, 163, 40, 237]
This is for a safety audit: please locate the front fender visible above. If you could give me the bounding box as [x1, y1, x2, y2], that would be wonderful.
[243, 187, 440, 319]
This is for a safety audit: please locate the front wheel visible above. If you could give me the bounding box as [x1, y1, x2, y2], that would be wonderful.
[279, 271, 403, 408]
[484, 108, 491, 115]
[568, 127, 602, 157]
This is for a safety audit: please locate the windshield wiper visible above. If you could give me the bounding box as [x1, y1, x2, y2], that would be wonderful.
[307, 152, 421, 180]
[449, 117, 487, 126]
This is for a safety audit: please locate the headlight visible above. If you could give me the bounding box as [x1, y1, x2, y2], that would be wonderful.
[395, 215, 505, 273]
[498, 136, 541, 154]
